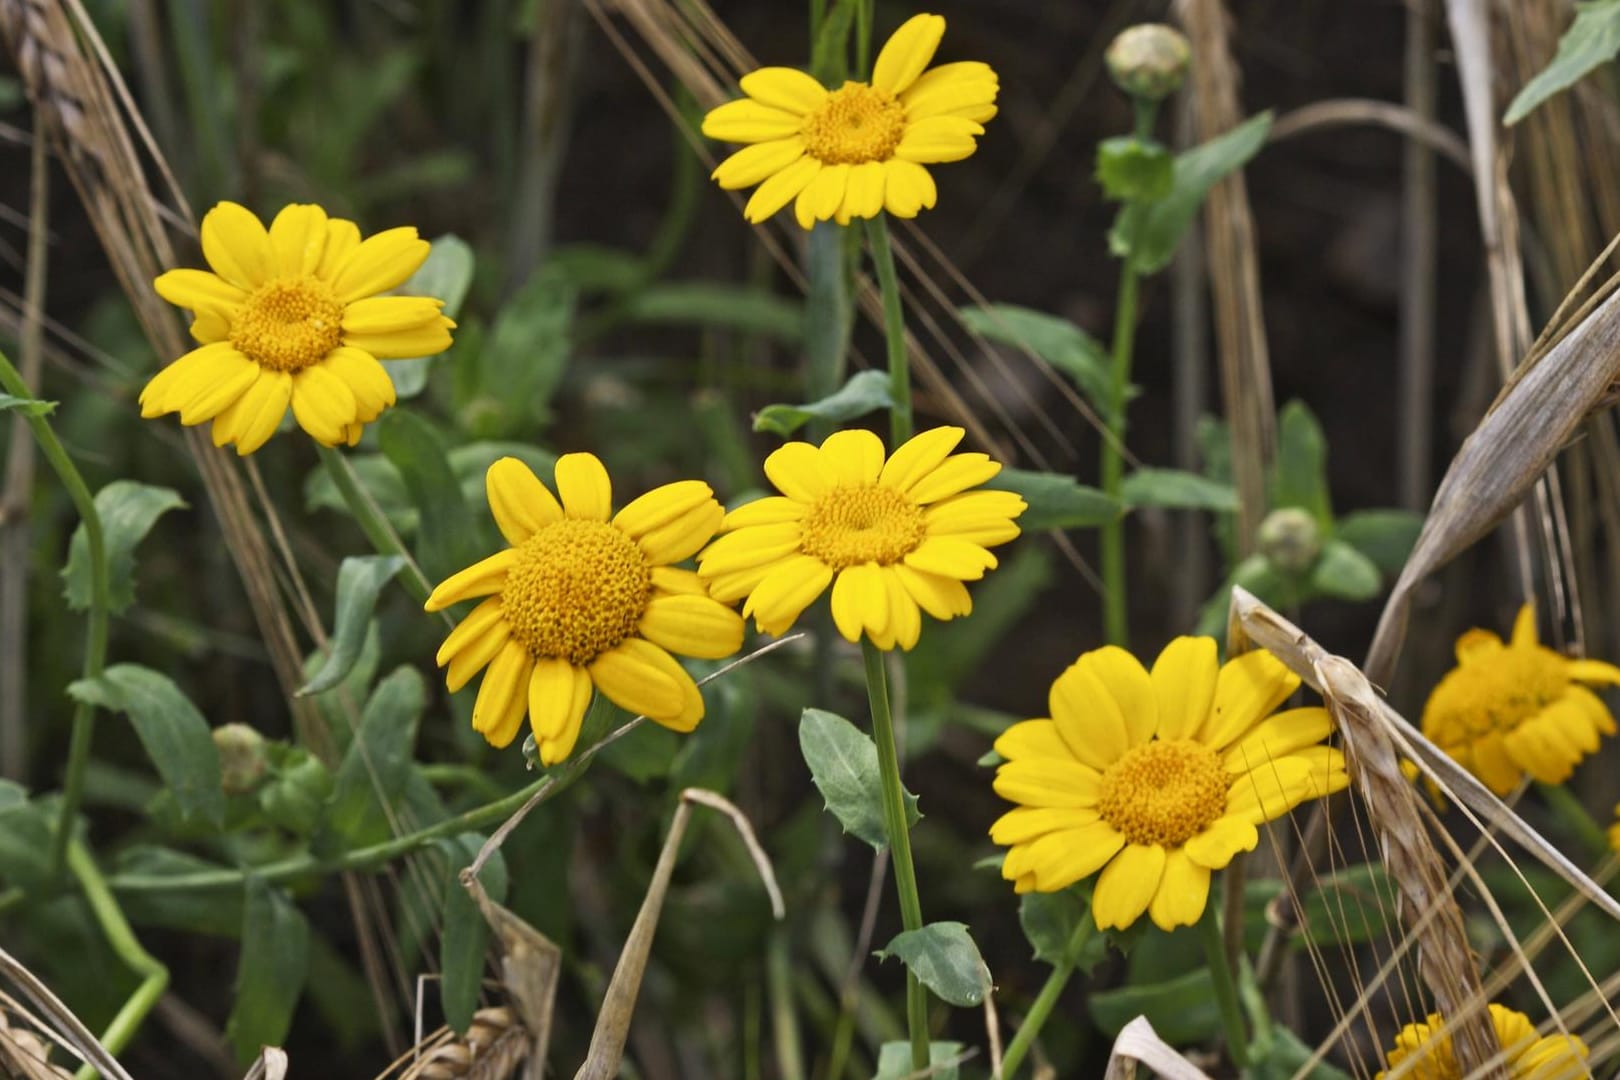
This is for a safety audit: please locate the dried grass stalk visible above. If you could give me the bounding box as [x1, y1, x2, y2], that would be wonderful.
[403, 1008, 531, 1080]
[1103, 1017, 1213, 1080]
[0, 997, 74, 1080]
[0, 946, 133, 1080]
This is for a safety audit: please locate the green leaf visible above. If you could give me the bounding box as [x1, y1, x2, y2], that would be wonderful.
[1111, 112, 1273, 274]
[318, 667, 426, 851]
[798, 708, 919, 852]
[227, 877, 310, 1064]
[1088, 966, 1220, 1044]
[810, 0, 857, 84]
[1271, 401, 1332, 524]
[0, 793, 54, 890]
[873, 1041, 964, 1080]
[114, 846, 244, 936]
[1296, 862, 1395, 948]
[0, 392, 55, 415]
[1121, 467, 1239, 511]
[753, 370, 894, 437]
[1096, 136, 1174, 202]
[1195, 554, 1286, 639]
[298, 556, 407, 696]
[68, 664, 223, 828]
[63, 481, 186, 614]
[622, 282, 803, 342]
[388, 234, 476, 398]
[877, 922, 991, 1007]
[958, 304, 1111, 415]
[0, 780, 23, 811]
[376, 410, 474, 582]
[470, 264, 575, 433]
[1308, 540, 1382, 601]
[439, 834, 508, 1033]
[1335, 509, 1422, 577]
[1506, 1, 1620, 124]
[985, 468, 1121, 530]
[257, 746, 334, 837]
[1018, 890, 1103, 972]
[1248, 1024, 1356, 1080]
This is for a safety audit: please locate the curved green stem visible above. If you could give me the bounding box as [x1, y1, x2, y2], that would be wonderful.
[1538, 781, 1611, 860]
[316, 445, 438, 610]
[999, 918, 1093, 1079]
[865, 215, 912, 448]
[68, 841, 168, 1080]
[0, 348, 108, 880]
[1199, 895, 1250, 1068]
[861, 640, 928, 1070]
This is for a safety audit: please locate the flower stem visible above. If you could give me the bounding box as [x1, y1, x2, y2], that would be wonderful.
[1199, 895, 1250, 1068]
[861, 638, 929, 1070]
[998, 918, 1093, 1079]
[865, 214, 912, 448]
[68, 840, 168, 1080]
[1099, 258, 1140, 647]
[0, 348, 108, 881]
[316, 444, 438, 610]
[1538, 781, 1611, 860]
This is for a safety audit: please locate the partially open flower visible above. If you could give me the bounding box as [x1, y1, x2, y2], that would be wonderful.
[1377, 1002, 1588, 1079]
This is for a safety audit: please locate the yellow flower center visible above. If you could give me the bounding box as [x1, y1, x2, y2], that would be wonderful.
[230, 277, 344, 372]
[1425, 644, 1570, 746]
[799, 484, 927, 569]
[500, 519, 652, 666]
[1098, 738, 1230, 848]
[802, 82, 907, 165]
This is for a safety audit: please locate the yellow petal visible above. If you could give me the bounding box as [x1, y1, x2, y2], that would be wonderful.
[330, 226, 430, 303]
[200, 201, 274, 289]
[872, 13, 946, 95]
[882, 160, 938, 217]
[189, 310, 231, 344]
[698, 522, 805, 576]
[893, 564, 971, 621]
[819, 428, 886, 486]
[764, 441, 833, 502]
[1147, 850, 1210, 931]
[590, 639, 704, 730]
[447, 618, 511, 693]
[554, 452, 613, 521]
[153, 268, 246, 313]
[614, 479, 717, 540]
[290, 363, 359, 446]
[342, 319, 454, 360]
[879, 426, 963, 490]
[794, 162, 850, 229]
[316, 218, 362, 280]
[702, 562, 776, 606]
[988, 806, 1100, 846]
[905, 452, 1000, 503]
[267, 203, 330, 277]
[1222, 707, 1335, 774]
[712, 139, 807, 190]
[722, 496, 807, 530]
[435, 596, 505, 667]
[1079, 646, 1156, 748]
[1567, 658, 1620, 687]
[838, 162, 887, 224]
[650, 566, 707, 597]
[1226, 748, 1348, 825]
[702, 98, 805, 142]
[213, 368, 292, 455]
[472, 641, 532, 748]
[1017, 822, 1125, 892]
[139, 342, 248, 419]
[1198, 649, 1301, 751]
[1454, 627, 1503, 665]
[744, 156, 822, 224]
[991, 758, 1100, 808]
[922, 490, 1026, 544]
[639, 594, 745, 660]
[739, 67, 828, 114]
[529, 658, 593, 764]
[1091, 843, 1166, 930]
[900, 61, 999, 122]
[486, 456, 562, 546]
[903, 536, 996, 580]
[894, 115, 984, 164]
[637, 499, 724, 565]
[1182, 815, 1259, 869]
[993, 718, 1072, 761]
[321, 346, 397, 424]
[884, 568, 922, 651]
[1152, 636, 1218, 741]
[1510, 603, 1539, 647]
[426, 549, 518, 612]
[1049, 657, 1131, 771]
[743, 554, 832, 636]
[341, 295, 448, 335]
[830, 563, 888, 643]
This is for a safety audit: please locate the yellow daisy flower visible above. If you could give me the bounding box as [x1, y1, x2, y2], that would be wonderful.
[990, 639, 1349, 932]
[1377, 1003, 1589, 1079]
[701, 13, 998, 228]
[425, 454, 744, 764]
[696, 427, 1024, 651]
[1421, 604, 1620, 796]
[141, 201, 455, 454]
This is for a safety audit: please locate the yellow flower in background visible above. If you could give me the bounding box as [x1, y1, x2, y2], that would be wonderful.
[427, 455, 743, 764]
[142, 202, 454, 454]
[1377, 1002, 1588, 1079]
[1610, 802, 1620, 855]
[1421, 605, 1620, 796]
[702, 13, 998, 228]
[990, 639, 1349, 932]
[697, 427, 1023, 651]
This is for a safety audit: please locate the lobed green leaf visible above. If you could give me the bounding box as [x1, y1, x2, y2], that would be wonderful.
[798, 708, 919, 852]
[63, 480, 186, 614]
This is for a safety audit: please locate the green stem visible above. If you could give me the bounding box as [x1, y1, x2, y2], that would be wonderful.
[998, 918, 1093, 1079]
[68, 841, 168, 1080]
[865, 215, 912, 448]
[0, 348, 109, 880]
[1199, 895, 1250, 1068]
[1099, 259, 1139, 647]
[1538, 781, 1611, 860]
[861, 640, 928, 1070]
[316, 445, 437, 609]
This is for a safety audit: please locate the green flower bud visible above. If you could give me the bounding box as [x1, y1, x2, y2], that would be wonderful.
[258, 749, 333, 836]
[1258, 508, 1322, 576]
[212, 723, 268, 795]
[1106, 24, 1191, 102]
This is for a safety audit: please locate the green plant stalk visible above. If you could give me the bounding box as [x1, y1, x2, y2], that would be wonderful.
[855, 0, 873, 77]
[0, 349, 109, 880]
[1538, 781, 1611, 860]
[998, 918, 1093, 1079]
[861, 639, 929, 1070]
[1199, 896, 1250, 1068]
[865, 215, 912, 448]
[316, 445, 437, 609]
[68, 840, 168, 1080]
[1099, 260, 1139, 647]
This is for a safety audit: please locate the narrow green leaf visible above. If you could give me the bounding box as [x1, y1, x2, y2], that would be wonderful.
[1296, 863, 1395, 948]
[1095, 136, 1174, 202]
[877, 922, 991, 1007]
[1335, 509, 1422, 577]
[1308, 539, 1382, 601]
[439, 834, 508, 1033]
[68, 664, 223, 828]
[798, 708, 919, 852]
[63, 481, 186, 613]
[1506, 1, 1620, 124]
[810, 0, 857, 84]
[304, 453, 414, 531]
[958, 304, 1111, 414]
[1111, 112, 1273, 274]
[622, 282, 804, 342]
[0, 392, 55, 415]
[1248, 1025, 1356, 1080]
[874, 1041, 964, 1080]
[1121, 467, 1239, 511]
[1088, 967, 1220, 1044]
[377, 410, 474, 581]
[753, 370, 893, 437]
[299, 556, 407, 696]
[387, 234, 476, 398]
[470, 264, 575, 433]
[318, 667, 426, 852]
[1271, 401, 1332, 524]
[227, 877, 310, 1064]
[114, 846, 244, 935]
[985, 468, 1121, 530]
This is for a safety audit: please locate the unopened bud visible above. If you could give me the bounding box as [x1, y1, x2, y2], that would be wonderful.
[213, 723, 268, 795]
[1106, 24, 1191, 102]
[1257, 508, 1322, 576]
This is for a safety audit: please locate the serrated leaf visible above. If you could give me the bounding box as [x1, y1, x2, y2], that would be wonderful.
[318, 667, 425, 851]
[1506, 1, 1620, 124]
[959, 304, 1112, 415]
[873, 1041, 964, 1080]
[877, 922, 991, 1007]
[984, 468, 1121, 530]
[1095, 136, 1174, 202]
[68, 664, 223, 828]
[299, 556, 407, 696]
[799, 708, 919, 852]
[1309, 539, 1382, 601]
[63, 481, 186, 614]
[0, 392, 55, 415]
[388, 234, 476, 398]
[1121, 467, 1239, 511]
[227, 877, 309, 1064]
[376, 411, 474, 581]
[1271, 401, 1332, 524]
[1088, 967, 1220, 1044]
[622, 282, 803, 342]
[1111, 111, 1273, 274]
[439, 834, 508, 1033]
[753, 370, 893, 437]
[1335, 509, 1422, 577]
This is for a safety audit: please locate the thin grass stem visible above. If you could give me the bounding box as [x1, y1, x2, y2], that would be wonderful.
[866, 215, 912, 448]
[315, 445, 440, 612]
